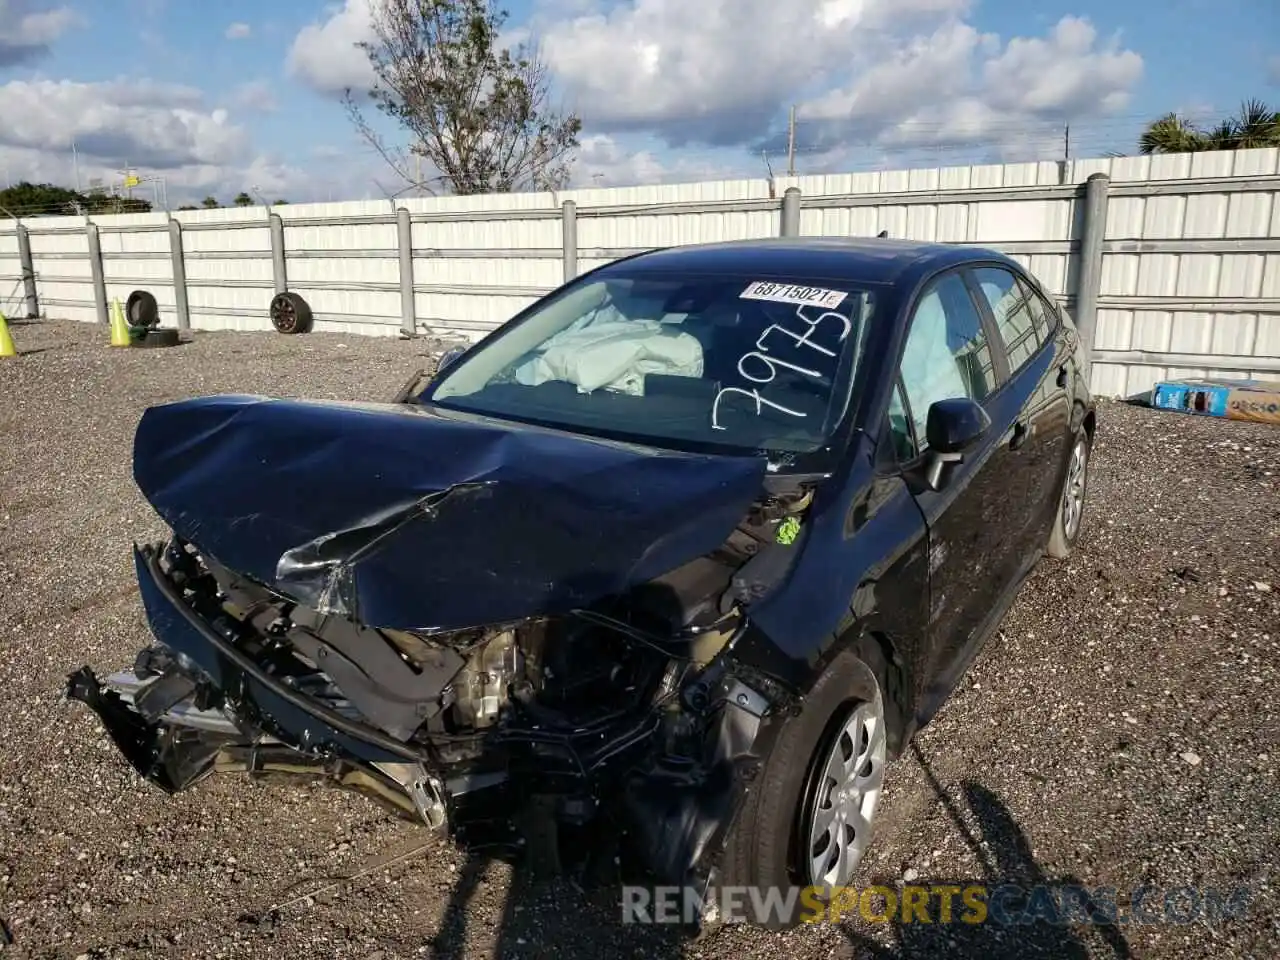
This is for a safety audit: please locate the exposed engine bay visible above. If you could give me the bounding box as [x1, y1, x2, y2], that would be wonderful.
[198, 467, 811, 748]
[68, 462, 815, 890]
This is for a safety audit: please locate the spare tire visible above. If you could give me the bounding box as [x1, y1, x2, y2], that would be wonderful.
[126, 289, 160, 328]
[269, 291, 313, 334]
[133, 327, 181, 348]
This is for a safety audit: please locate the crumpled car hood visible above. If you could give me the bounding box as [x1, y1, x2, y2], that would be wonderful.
[132, 394, 769, 632]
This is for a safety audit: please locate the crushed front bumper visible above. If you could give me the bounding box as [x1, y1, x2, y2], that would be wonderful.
[67, 542, 455, 826]
[65, 665, 235, 793]
[67, 541, 794, 893]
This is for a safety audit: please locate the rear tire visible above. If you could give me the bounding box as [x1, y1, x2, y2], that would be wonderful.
[1047, 430, 1091, 558]
[719, 645, 892, 930]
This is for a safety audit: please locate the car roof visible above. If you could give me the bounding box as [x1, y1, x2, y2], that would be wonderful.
[608, 236, 1018, 286]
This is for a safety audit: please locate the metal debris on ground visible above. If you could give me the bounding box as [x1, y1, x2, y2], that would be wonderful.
[245, 836, 436, 925]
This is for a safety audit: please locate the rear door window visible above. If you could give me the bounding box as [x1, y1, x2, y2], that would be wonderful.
[1017, 276, 1058, 342]
[971, 266, 1044, 375]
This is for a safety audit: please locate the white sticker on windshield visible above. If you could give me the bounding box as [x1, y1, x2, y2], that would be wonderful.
[739, 281, 847, 310]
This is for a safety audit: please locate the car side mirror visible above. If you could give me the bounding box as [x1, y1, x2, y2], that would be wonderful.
[435, 345, 467, 377]
[923, 397, 991, 490]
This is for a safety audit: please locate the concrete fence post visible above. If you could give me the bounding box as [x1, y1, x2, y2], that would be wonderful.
[168, 218, 191, 333]
[1073, 172, 1110, 374]
[561, 200, 578, 283]
[269, 212, 288, 294]
[780, 187, 802, 238]
[86, 221, 108, 325]
[397, 206, 416, 338]
[15, 223, 38, 318]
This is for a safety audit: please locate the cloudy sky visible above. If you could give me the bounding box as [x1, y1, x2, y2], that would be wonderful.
[0, 0, 1276, 205]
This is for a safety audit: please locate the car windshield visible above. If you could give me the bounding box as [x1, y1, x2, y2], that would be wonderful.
[426, 269, 876, 454]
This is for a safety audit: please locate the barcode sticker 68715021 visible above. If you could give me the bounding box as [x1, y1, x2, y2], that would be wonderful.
[739, 281, 847, 310]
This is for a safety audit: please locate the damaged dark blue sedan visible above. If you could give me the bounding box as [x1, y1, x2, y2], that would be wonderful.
[68, 237, 1095, 928]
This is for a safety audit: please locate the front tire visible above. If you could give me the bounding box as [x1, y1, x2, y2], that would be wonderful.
[719, 646, 891, 929]
[1047, 430, 1091, 558]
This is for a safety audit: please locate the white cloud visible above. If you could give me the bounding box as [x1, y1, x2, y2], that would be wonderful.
[540, 2, 1142, 156]
[800, 21, 992, 129]
[0, 140, 318, 207]
[281, 0, 1142, 186]
[980, 17, 1141, 116]
[793, 15, 1142, 156]
[540, 0, 972, 145]
[287, 0, 376, 96]
[0, 77, 323, 206]
[229, 80, 278, 114]
[570, 133, 745, 187]
[224, 155, 317, 202]
[225, 22, 251, 40]
[0, 0, 80, 66]
[0, 79, 248, 169]
[1, 0, 1150, 205]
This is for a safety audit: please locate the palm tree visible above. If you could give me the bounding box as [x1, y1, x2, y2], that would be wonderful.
[1139, 99, 1280, 154]
[1138, 114, 1209, 154]
[1232, 99, 1280, 147]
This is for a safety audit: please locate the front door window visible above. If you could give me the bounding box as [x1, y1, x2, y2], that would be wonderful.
[898, 272, 997, 448]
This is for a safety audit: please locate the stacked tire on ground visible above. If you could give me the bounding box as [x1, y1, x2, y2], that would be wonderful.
[120, 290, 316, 340]
[125, 290, 179, 347]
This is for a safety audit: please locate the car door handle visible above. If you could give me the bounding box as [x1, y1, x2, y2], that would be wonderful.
[1008, 421, 1029, 450]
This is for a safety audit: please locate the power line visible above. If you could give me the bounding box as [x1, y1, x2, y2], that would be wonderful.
[787, 108, 1224, 133]
[3, 107, 1247, 210]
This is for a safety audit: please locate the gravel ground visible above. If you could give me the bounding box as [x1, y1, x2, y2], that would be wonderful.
[0, 317, 1277, 960]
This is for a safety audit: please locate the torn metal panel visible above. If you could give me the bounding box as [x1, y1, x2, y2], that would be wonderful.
[275, 483, 493, 618]
[65, 666, 233, 794]
[622, 670, 787, 887]
[132, 394, 770, 632]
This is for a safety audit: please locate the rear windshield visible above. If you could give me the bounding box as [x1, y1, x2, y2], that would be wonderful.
[426, 270, 876, 454]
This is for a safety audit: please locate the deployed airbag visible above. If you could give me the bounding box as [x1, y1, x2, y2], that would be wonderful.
[514, 319, 703, 396]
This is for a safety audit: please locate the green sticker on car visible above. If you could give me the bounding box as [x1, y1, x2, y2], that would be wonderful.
[776, 516, 801, 545]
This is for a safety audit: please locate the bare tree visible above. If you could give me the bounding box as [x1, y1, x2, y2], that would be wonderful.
[343, 0, 582, 195]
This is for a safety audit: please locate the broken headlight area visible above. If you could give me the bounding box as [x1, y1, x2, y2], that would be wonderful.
[67, 476, 813, 889]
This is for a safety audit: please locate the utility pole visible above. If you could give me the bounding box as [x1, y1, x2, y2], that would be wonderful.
[787, 105, 797, 177]
[1064, 124, 1071, 162]
[72, 141, 81, 192]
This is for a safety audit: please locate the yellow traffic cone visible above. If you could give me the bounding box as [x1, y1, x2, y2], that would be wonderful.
[110, 298, 131, 347]
[0, 310, 16, 358]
